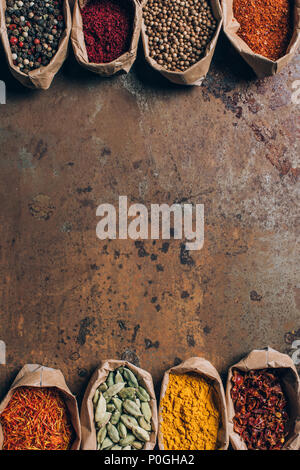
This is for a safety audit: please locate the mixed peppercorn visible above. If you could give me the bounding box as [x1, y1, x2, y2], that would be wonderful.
[5, 0, 65, 74]
[231, 369, 289, 450]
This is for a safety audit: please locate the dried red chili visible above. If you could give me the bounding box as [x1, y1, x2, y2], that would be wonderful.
[81, 0, 134, 64]
[233, 0, 294, 61]
[231, 369, 289, 450]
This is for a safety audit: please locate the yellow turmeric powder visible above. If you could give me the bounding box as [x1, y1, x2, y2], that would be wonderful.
[160, 373, 220, 450]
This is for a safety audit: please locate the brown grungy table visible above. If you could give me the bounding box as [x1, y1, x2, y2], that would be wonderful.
[0, 34, 299, 402]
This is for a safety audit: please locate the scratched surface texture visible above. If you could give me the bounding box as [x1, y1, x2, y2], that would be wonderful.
[0, 34, 299, 402]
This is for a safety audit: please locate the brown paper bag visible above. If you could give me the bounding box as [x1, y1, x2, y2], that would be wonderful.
[0, 0, 71, 89]
[0, 364, 81, 450]
[222, 0, 300, 77]
[141, 0, 223, 86]
[226, 347, 300, 450]
[80, 359, 158, 449]
[158, 357, 229, 450]
[71, 0, 142, 76]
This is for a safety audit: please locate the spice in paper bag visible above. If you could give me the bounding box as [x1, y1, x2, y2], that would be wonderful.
[141, 0, 223, 86]
[80, 359, 158, 450]
[226, 348, 300, 450]
[0, 364, 81, 450]
[81, 0, 134, 64]
[0, 0, 71, 89]
[233, 0, 293, 62]
[158, 357, 229, 450]
[222, 0, 300, 77]
[71, 0, 142, 76]
[161, 373, 220, 450]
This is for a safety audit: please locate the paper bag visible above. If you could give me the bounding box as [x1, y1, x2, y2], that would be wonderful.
[0, 364, 81, 450]
[158, 357, 229, 450]
[141, 0, 223, 86]
[80, 359, 158, 449]
[71, 0, 142, 76]
[226, 347, 300, 450]
[222, 0, 300, 77]
[0, 0, 72, 89]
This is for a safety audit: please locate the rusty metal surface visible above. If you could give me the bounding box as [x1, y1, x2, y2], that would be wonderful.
[0, 35, 299, 403]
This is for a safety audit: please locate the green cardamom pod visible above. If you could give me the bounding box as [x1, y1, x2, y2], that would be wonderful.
[138, 416, 152, 432]
[123, 445, 131, 450]
[120, 414, 138, 430]
[123, 368, 139, 387]
[106, 403, 116, 413]
[115, 370, 124, 384]
[119, 433, 135, 447]
[111, 410, 121, 425]
[107, 422, 120, 443]
[118, 387, 137, 400]
[141, 401, 152, 422]
[112, 397, 122, 412]
[106, 371, 115, 387]
[96, 411, 111, 428]
[94, 393, 106, 423]
[123, 399, 142, 417]
[103, 382, 125, 400]
[97, 425, 107, 445]
[118, 422, 127, 439]
[93, 388, 99, 405]
[111, 445, 122, 450]
[100, 437, 113, 450]
[132, 425, 150, 442]
[99, 383, 108, 392]
[132, 440, 144, 449]
[136, 386, 150, 402]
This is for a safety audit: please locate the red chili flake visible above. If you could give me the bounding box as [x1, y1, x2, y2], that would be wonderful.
[231, 369, 289, 450]
[81, 0, 134, 64]
[233, 0, 294, 61]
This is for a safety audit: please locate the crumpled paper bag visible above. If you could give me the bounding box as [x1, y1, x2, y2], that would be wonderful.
[0, 0, 72, 89]
[80, 359, 158, 449]
[141, 0, 223, 86]
[0, 364, 81, 450]
[71, 0, 142, 76]
[226, 347, 300, 450]
[158, 357, 229, 450]
[222, 0, 300, 77]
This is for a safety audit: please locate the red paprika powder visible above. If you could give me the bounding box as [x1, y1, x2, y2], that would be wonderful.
[233, 0, 294, 61]
[81, 0, 134, 64]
